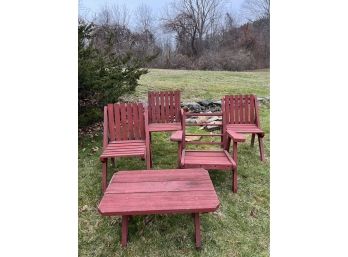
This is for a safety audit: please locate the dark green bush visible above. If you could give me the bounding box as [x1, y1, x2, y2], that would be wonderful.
[78, 20, 148, 127]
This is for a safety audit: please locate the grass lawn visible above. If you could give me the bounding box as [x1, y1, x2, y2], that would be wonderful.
[79, 69, 270, 257]
[123, 69, 269, 102]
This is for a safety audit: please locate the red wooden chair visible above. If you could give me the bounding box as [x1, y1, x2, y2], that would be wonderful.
[148, 90, 183, 164]
[100, 103, 151, 193]
[179, 110, 239, 192]
[222, 95, 265, 161]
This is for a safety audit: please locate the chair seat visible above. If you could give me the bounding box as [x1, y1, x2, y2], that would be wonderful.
[226, 124, 264, 135]
[148, 122, 182, 132]
[100, 140, 146, 160]
[181, 150, 236, 170]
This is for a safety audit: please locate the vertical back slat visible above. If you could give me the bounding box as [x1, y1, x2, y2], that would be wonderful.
[150, 92, 156, 124]
[236, 95, 240, 124]
[160, 92, 165, 123]
[250, 95, 255, 124]
[175, 91, 180, 122]
[239, 95, 243, 124]
[148, 92, 152, 123]
[114, 104, 121, 140]
[107, 104, 115, 141]
[169, 92, 174, 122]
[165, 91, 170, 122]
[155, 92, 160, 123]
[119, 103, 127, 140]
[126, 104, 133, 140]
[132, 103, 140, 140]
[245, 95, 250, 123]
[224, 96, 228, 124]
[241, 95, 245, 123]
[231, 95, 236, 124]
[138, 103, 145, 139]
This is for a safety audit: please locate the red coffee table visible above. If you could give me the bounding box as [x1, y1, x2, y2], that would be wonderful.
[98, 168, 220, 248]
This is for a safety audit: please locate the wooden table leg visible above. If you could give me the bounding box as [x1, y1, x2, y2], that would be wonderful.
[121, 215, 129, 247]
[193, 213, 201, 249]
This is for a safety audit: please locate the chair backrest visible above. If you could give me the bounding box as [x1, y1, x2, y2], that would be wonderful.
[148, 91, 181, 123]
[181, 110, 224, 150]
[105, 103, 146, 141]
[222, 95, 258, 125]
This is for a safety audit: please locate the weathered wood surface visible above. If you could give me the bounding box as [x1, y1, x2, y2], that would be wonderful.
[148, 122, 182, 132]
[98, 168, 219, 248]
[148, 91, 181, 124]
[179, 110, 238, 192]
[222, 95, 265, 161]
[98, 168, 220, 216]
[100, 103, 151, 193]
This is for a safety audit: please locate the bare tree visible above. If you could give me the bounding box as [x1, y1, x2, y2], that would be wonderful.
[134, 3, 154, 33]
[162, 0, 222, 57]
[96, 3, 130, 27]
[242, 0, 270, 21]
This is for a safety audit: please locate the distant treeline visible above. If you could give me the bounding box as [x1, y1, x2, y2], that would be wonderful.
[79, 0, 270, 71]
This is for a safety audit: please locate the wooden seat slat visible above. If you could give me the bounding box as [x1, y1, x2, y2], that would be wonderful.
[148, 122, 182, 132]
[101, 153, 145, 158]
[105, 180, 214, 194]
[115, 168, 207, 176]
[99, 191, 219, 215]
[104, 144, 146, 149]
[185, 151, 226, 156]
[113, 173, 210, 183]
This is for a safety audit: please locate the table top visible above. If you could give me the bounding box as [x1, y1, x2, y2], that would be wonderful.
[98, 168, 220, 216]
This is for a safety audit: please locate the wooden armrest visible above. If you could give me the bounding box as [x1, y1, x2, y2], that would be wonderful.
[226, 130, 246, 142]
[170, 130, 183, 142]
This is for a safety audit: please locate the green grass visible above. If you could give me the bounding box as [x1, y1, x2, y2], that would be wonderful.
[79, 69, 270, 257]
[122, 69, 270, 102]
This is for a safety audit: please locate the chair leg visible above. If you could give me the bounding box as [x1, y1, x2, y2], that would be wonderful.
[258, 134, 265, 161]
[121, 215, 129, 247]
[251, 133, 255, 147]
[193, 213, 201, 249]
[149, 148, 153, 168]
[149, 132, 153, 168]
[102, 159, 108, 193]
[177, 142, 182, 168]
[232, 166, 238, 193]
[232, 141, 238, 165]
[146, 153, 151, 169]
[225, 136, 231, 152]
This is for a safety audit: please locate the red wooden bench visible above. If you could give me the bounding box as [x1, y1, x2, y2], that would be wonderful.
[98, 168, 220, 248]
[148, 90, 183, 165]
[178, 111, 239, 192]
[100, 103, 151, 193]
[222, 95, 265, 161]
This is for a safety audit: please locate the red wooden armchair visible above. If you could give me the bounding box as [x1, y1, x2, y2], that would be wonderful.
[222, 95, 265, 161]
[100, 103, 151, 193]
[179, 111, 239, 192]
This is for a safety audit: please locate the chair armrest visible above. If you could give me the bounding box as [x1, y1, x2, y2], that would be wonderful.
[170, 130, 183, 142]
[226, 130, 246, 142]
